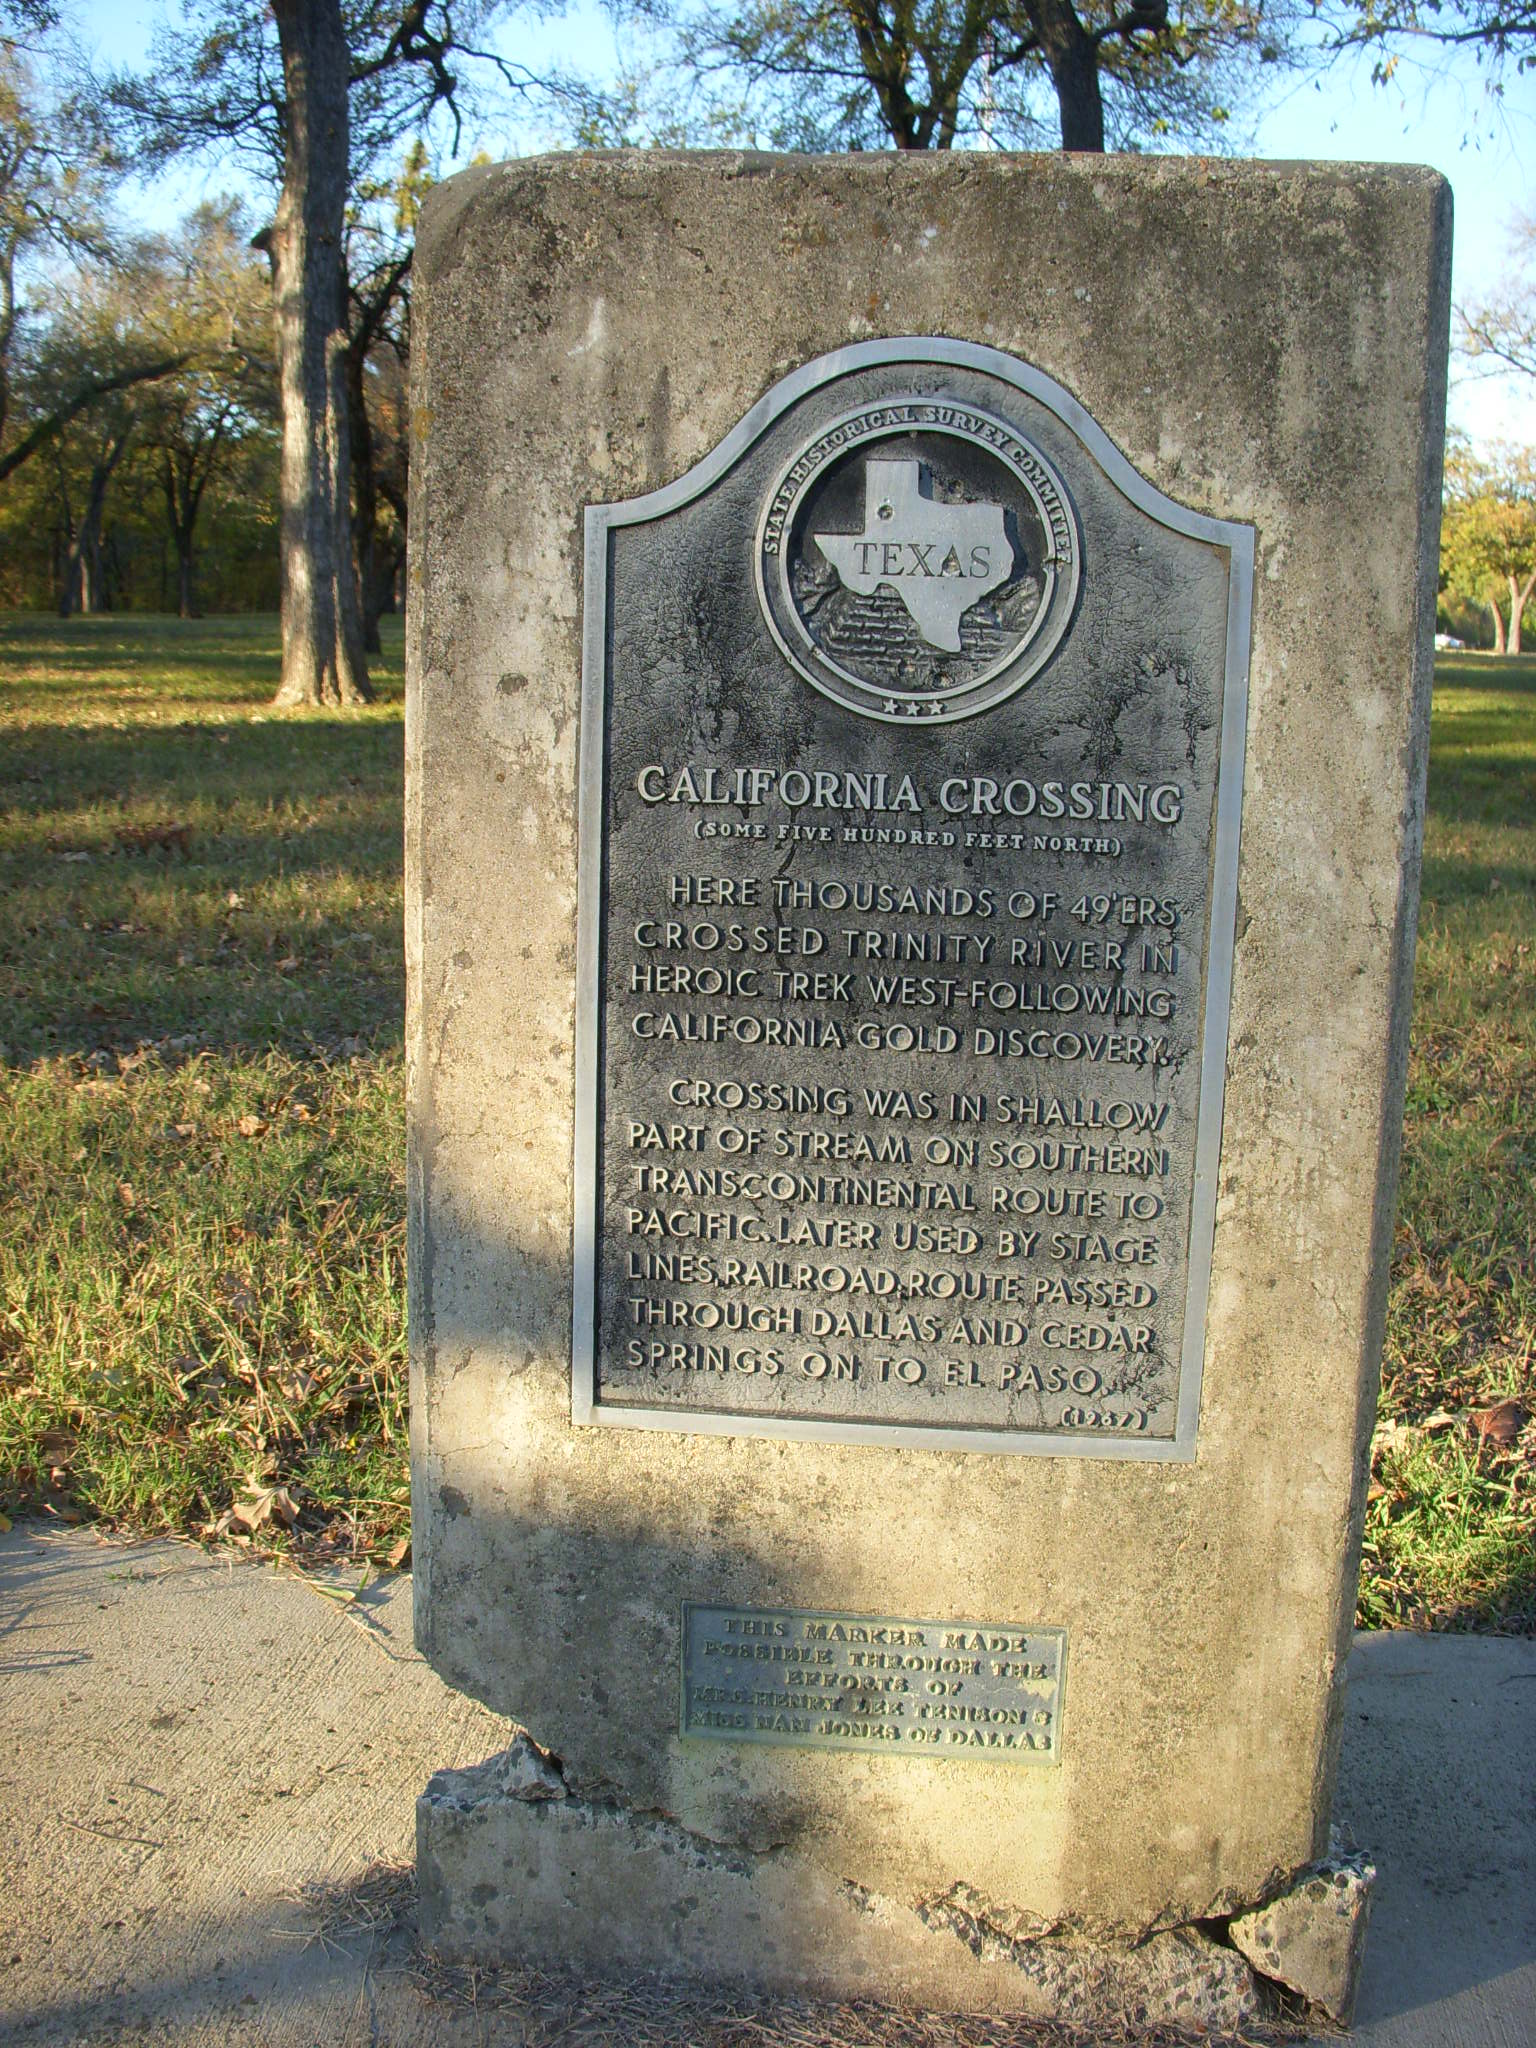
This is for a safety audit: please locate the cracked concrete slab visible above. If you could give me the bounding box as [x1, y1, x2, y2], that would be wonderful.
[418, 1735, 1263, 2023]
[1, 1525, 1531, 2045]
[0, 1525, 508, 2047]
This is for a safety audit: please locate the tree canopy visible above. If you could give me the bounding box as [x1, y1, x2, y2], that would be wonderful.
[592, 0, 1296, 153]
[1460, 214, 1536, 383]
[0, 200, 276, 614]
[1316, 0, 1535, 74]
[0, 40, 129, 475]
[1441, 440, 1536, 654]
[107, 0, 550, 705]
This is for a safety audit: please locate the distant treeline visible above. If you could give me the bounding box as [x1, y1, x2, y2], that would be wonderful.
[0, 442, 283, 612]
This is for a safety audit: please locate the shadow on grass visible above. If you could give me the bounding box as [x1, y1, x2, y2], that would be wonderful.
[3, 714, 402, 809]
[1, 687, 407, 1064]
[0, 612, 404, 713]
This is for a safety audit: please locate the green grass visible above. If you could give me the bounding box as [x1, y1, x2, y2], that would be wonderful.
[0, 617, 409, 1564]
[1361, 651, 1536, 1632]
[0, 620, 1532, 1620]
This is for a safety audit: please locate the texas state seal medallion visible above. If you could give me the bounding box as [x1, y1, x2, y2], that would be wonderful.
[755, 397, 1081, 723]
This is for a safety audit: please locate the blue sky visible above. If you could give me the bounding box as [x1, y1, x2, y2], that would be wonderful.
[79, 0, 1535, 444]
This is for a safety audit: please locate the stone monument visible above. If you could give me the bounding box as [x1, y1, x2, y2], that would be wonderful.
[406, 152, 1449, 2025]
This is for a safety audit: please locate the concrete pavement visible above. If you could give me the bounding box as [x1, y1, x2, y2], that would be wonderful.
[1, 1525, 1530, 2045]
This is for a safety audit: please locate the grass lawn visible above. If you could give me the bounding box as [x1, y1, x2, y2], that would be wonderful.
[0, 617, 409, 1566]
[0, 619, 1532, 1624]
[1364, 651, 1536, 1631]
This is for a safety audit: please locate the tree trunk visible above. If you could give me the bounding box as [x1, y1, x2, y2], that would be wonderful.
[161, 449, 201, 619]
[0, 243, 16, 453]
[1038, 1, 1106, 151]
[363, 550, 391, 652]
[59, 435, 129, 618]
[1487, 594, 1507, 655]
[268, 0, 371, 707]
[1514, 566, 1536, 656]
[80, 527, 101, 613]
[346, 340, 383, 654]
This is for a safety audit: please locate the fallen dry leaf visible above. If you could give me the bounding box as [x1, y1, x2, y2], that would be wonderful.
[115, 821, 192, 857]
[227, 1484, 301, 1535]
[236, 1113, 265, 1138]
[116, 1180, 136, 1210]
[215, 1271, 258, 1320]
[1469, 1400, 1527, 1447]
[1371, 1418, 1419, 1458]
[385, 1536, 411, 1570]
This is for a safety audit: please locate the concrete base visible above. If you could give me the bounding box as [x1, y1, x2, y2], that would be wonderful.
[2, 1525, 1531, 2046]
[417, 1735, 1261, 2030]
[1231, 1844, 1376, 2023]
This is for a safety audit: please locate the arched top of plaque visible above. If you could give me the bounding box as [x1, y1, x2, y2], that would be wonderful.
[575, 338, 1255, 1461]
[586, 338, 1250, 726]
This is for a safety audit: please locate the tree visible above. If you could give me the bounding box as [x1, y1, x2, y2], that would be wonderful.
[142, 202, 275, 617]
[1315, 0, 1535, 76]
[111, 0, 552, 707]
[49, 399, 133, 612]
[1460, 214, 1536, 382]
[8, 210, 265, 611]
[344, 144, 426, 652]
[1440, 441, 1536, 656]
[638, 0, 1294, 155]
[18, 242, 173, 610]
[0, 40, 155, 481]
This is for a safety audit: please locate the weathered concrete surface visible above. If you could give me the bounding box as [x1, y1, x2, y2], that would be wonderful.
[0, 1532, 1531, 2044]
[0, 1525, 508, 2047]
[418, 1737, 1262, 2027]
[1232, 1844, 1376, 2022]
[1321, 1630, 1536, 2048]
[407, 148, 1451, 1983]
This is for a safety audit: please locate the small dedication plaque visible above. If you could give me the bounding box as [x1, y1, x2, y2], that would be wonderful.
[681, 1603, 1065, 1762]
[575, 339, 1252, 1458]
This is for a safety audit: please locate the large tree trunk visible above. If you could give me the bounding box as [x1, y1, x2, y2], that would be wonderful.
[1038, 0, 1106, 150]
[345, 340, 383, 654]
[58, 435, 129, 618]
[1487, 594, 1507, 655]
[1511, 567, 1536, 656]
[268, 0, 371, 707]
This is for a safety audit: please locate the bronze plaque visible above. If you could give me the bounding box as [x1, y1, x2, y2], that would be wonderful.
[681, 1603, 1065, 1762]
[574, 340, 1252, 1458]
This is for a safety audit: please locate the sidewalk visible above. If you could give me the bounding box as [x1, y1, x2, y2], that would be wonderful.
[1, 1524, 1531, 2045]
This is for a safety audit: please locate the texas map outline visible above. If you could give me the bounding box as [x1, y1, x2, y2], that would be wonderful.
[812, 458, 1013, 653]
